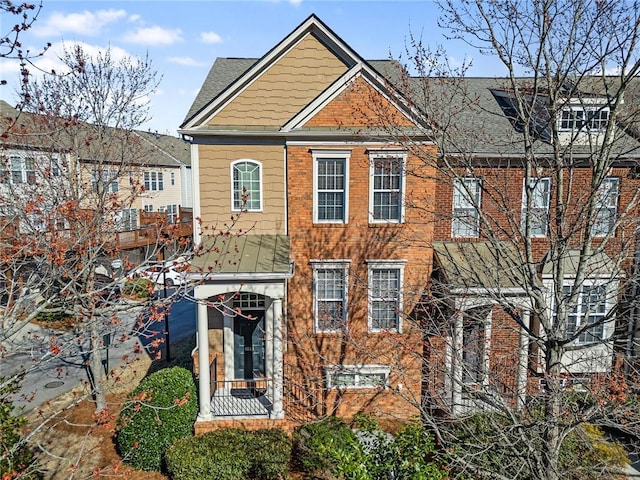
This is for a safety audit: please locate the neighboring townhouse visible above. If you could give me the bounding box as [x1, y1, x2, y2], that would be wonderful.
[181, 15, 435, 432]
[427, 78, 640, 413]
[181, 15, 640, 431]
[0, 100, 193, 264]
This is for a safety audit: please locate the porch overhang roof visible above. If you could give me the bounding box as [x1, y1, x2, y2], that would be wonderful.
[189, 234, 293, 280]
[432, 241, 534, 293]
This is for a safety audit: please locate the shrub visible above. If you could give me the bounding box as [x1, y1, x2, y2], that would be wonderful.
[446, 413, 630, 480]
[116, 366, 197, 471]
[0, 380, 39, 480]
[560, 424, 629, 479]
[165, 429, 251, 480]
[293, 416, 362, 478]
[250, 428, 293, 480]
[122, 278, 154, 299]
[164, 428, 291, 480]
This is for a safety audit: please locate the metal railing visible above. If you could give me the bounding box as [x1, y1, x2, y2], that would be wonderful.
[210, 378, 274, 417]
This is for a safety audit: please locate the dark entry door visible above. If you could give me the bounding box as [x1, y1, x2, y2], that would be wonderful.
[233, 311, 265, 379]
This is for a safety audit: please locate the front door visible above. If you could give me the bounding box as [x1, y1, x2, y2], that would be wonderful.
[233, 311, 265, 380]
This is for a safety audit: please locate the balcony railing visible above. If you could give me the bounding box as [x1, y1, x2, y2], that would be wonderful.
[210, 378, 274, 418]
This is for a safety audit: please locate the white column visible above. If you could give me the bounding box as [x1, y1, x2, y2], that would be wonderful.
[451, 310, 464, 415]
[196, 299, 211, 421]
[517, 309, 531, 410]
[271, 298, 284, 419]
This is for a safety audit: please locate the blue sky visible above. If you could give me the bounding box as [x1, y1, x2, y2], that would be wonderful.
[1, 0, 502, 135]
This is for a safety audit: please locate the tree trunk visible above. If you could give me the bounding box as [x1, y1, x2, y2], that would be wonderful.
[89, 320, 107, 414]
[542, 345, 563, 480]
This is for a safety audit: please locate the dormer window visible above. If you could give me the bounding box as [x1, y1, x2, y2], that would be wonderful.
[559, 106, 609, 132]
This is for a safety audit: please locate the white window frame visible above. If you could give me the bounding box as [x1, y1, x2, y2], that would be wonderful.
[120, 208, 138, 231]
[368, 151, 406, 223]
[143, 204, 154, 212]
[591, 177, 619, 237]
[325, 365, 390, 389]
[92, 168, 119, 193]
[452, 177, 481, 238]
[367, 260, 405, 333]
[144, 171, 164, 191]
[170, 171, 175, 186]
[231, 159, 262, 212]
[559, 281, 611, 345]
[312, 260, 350, 333]
[166, 204, 178, 223]
[312, 150, 350, 224]
[522, 177, 550, 237]
[558, 105, 610, 132]
[5, 155, 36, 185]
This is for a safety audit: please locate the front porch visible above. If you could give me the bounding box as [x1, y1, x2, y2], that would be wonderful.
[189, 235, 293, 425]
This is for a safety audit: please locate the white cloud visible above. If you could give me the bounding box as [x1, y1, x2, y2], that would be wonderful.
[16, 41, 133, 82]
[200, 31, 223, 44]
[122, 26, 183, 46]
[289, 0, 303, 5]
[32, 9, 127, 37]
[168, 57, 208, 67]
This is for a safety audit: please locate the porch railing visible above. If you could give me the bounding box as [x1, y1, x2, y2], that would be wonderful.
[210, 378, 274, 417]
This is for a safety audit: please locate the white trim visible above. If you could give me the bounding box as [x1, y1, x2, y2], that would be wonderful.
[366, 259, 406, 333]
[230, 159, 263, 212]
[452, 177, 481, 238]
[521, 177, 550, 237]
[286, 140, 435, 147]
[182, 16, 362, 130]
[368, 151, 407, 224]
[325, 364, 390, 389]
[312, 149, 350, 224]
[311, 260, 350, 334]
[191, 143, 202, 244]
[282, 65, 422, 132]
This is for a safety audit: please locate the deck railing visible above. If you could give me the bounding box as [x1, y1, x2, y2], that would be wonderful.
[210, 378, 274, 417]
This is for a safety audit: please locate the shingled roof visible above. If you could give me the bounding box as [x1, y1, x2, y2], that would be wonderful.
[1, 100, 190, 168]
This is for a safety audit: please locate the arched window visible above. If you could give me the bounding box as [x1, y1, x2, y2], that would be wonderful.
[232, 160, 262, 211]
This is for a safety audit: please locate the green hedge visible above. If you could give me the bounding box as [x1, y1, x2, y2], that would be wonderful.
[292, 416, 362, 478]
[116, 366, 197, 471]
[164, 428, 292, 480]
[122, 278, 154, 299]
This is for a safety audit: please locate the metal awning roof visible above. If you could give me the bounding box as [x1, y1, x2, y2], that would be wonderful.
[190, 234, 292, 279]
[432, 241, 533, 291]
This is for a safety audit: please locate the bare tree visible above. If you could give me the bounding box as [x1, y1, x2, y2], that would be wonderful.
[0, 43, 175, 419]
[348, 1, 640, 478]
[1, 1, 49, 108]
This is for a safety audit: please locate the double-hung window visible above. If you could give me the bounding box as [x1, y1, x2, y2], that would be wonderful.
[562, 283, 608, 344]
[591, 177, 619, 237]
[312, 261, 349, 333]
[119, 208, 138, 231]
[522, 177, 550, 237]
[368, 260, 405, 332]
[8, 156, 36, 185]
[452, 177, 481, 237]
[313, 150, 349, 223]
[166, 204, 178, 223]
[144, 171, 164, 191]
[369, 152, 405, 223]
[232, 160, 261, 211]
[92, 169, 119, 193]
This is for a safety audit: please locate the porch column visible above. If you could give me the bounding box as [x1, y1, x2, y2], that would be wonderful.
[451, 309, 464, 415]
[517, 309, 531, 410]
[271, 298, 284, 419]
[196, 299, 211, 421]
